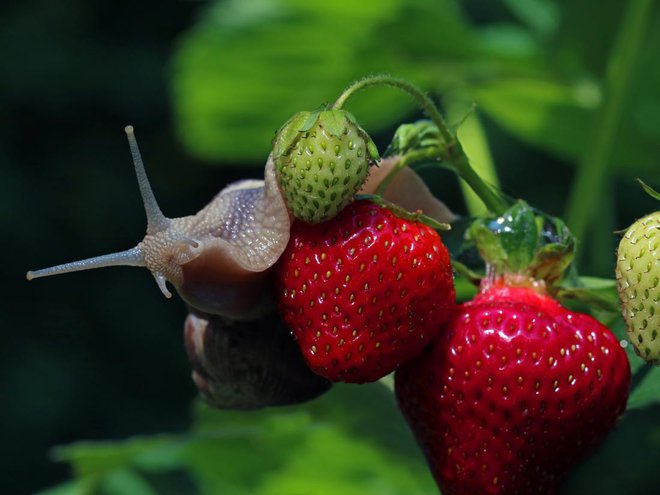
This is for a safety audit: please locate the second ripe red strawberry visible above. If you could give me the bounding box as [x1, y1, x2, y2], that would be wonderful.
[396, 202, 631, 495]
[274, 200, 455, 383]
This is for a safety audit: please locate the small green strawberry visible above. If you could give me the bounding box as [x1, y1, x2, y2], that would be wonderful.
[273, 108, 379, 224]
[616, 207, 660, 363]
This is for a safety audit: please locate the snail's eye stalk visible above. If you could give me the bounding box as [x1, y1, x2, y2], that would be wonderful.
[26, 246, 146, 280]
[124, 125, 170, 235]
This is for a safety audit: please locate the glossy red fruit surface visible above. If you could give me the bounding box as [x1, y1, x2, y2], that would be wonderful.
[395, 281, 631, 495]
[275, 200, 455, 383]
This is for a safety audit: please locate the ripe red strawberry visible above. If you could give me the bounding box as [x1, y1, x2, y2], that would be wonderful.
[396, 202, 631, 495]
[274, 200, 455, 383]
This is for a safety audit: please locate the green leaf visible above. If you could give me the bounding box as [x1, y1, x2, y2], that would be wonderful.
[171, 0, 660, 174]
[468, 200, 539, 274]
[319, 110, 347, 137]
[472, 77, 598, 161]
[272, 110, 311, 157]
[502, 0, 559, 37]
[184, 384, 436, 494]
[171, 0, 474, 162]
[37, 479, 96, 495]
[45, 384, 435, 495]
[98, 470, 157, 495]
[53, 435, 186, 478]
[472, 4, 660, 176]
[577, 276, 618, 290]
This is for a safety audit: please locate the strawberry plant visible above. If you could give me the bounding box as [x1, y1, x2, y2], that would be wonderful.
[34, 72, 657, 494]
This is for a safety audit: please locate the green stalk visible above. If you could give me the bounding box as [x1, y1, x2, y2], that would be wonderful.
[565, 0, 655, 242]
[333, 75, 508, 215]
[445, 94, 500, 217]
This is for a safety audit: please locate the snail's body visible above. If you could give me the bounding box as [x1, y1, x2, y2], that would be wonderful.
[26, 127, 320, 409]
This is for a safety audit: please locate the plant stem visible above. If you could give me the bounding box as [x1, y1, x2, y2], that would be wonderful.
[333, 75, 454, 144]
[445, 94, 501, 216]
[333, 75, 508, 215]
[565, 0, 655, 242]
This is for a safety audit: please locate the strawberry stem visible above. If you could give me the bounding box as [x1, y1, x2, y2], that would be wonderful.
[355, 194, 451, 231]
[333, 75, 454, 145]
[333, 75, 508, 215]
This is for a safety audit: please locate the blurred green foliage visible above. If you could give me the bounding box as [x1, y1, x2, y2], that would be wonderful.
[42, 385, 436, 495]
[172, 0, 660, 174]
[3, 0, 659, 494]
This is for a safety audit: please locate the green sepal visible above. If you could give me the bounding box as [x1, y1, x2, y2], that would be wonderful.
[345, 110, 379, 162]
[356, 194, 451, 231]
[274, 108, 379, 164]
[272, 110, 311, 158]
[527, 215, 575, 287]
[467, 201, 577, 289]
[318, 110, 348, 137]
[638, 179, 660, 200]
[299, 110, 322, 133]
[468, 200, 538, 274]
[366, 139, 380, 162]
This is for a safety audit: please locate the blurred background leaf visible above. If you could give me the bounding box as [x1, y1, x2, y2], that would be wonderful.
[172, 0, 660, 174]
[44, 384, 435, 495]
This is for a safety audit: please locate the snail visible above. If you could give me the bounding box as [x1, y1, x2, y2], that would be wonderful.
[26, 126, 331, 409]
[26, 126, 291, 321]
[26, 126, 455, 409]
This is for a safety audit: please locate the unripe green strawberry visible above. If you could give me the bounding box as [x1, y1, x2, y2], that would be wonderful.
[273, 108, 379, 224]
[616, 211, 660, 363]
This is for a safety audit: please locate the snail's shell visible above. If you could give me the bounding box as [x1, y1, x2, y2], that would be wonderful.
[184, 310, 331, 410]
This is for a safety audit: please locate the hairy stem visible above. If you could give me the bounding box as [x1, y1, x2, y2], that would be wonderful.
[333, 75, 454, 145]
[334, 75, 508, 215]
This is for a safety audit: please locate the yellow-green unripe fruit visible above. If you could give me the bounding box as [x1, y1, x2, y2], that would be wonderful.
[616, 212, 660, 363]
[273, 109, 378, 224]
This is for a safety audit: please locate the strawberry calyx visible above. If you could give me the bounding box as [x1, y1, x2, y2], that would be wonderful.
[355, 193, 451, 231]
[272, 106, 379, 163]
[468, 200, 576, 292]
